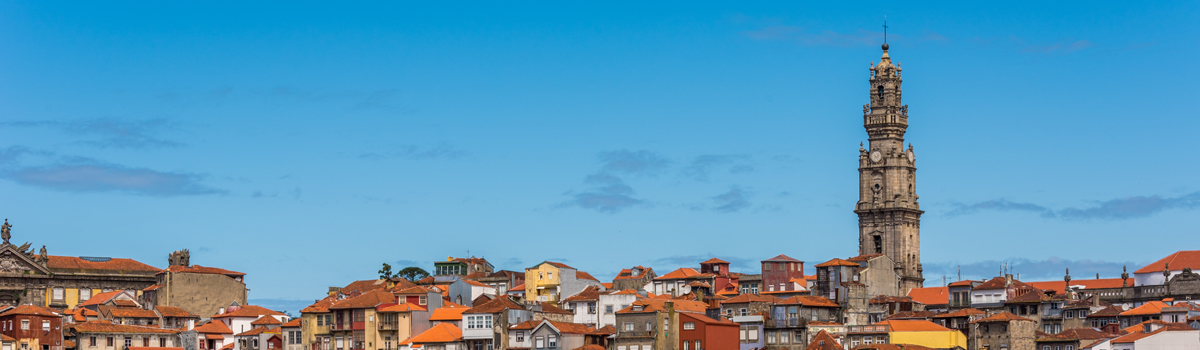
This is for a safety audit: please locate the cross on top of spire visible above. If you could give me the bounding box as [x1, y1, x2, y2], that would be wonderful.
[882, 17, 889, 51]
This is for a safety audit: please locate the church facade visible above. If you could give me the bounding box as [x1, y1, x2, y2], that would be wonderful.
[854, 43, 925, 294]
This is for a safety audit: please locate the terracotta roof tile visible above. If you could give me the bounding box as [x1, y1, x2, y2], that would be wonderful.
[718, 293, 781, 305]
[588, 325, 615, 335]
[212, 305, 285, 319]
[220, 343, 234, 350]
[1067, 278, 1124, 289]
[464, 297, 525, 314]
[564, 286, 603, 302]
[655, 268, 702, 280]
[142, 284, 164, 292]
[1035, 327, 1115, 342]
[80, 291, 128, 307]
[106, 307, 158, 318]
[614, 266, 654, 280]
[281, 319, 302, 328]
[573, 345, 606, 350]
[301, 296, 338, 314]
[1135, 250, 1200, 274]
[156, 306, 197, 318]
[542, 321, 595, 334]
[1120, 301, 1169, 316]
[1088, 305, 1124, 317]
[972, 311, 1033, 323]
[906, 287, 947, 306]
[46, 256, 160, 273]
[538, 261, 574, 269]
[73, 321, 179, 334]
[947, 280, 979, 287]
[0, 304, 60, 317]
[848, 254, 882, 262]
[341, 279, 390, 294]
[932, 308, 984, 318]
[814, 258, 859, 268]
[805, 330, 841, 350]
[575, 271, 599, 281]
[251, 315, 283, 325]
[763, 255, 803, 262]
[430, 307, 467, 321]
[409, 323, 462, 344]
[681, 313, 737, 326]
[884, 311, 939, 320]
[538, 304, 572, 315]
[128, 347, 183, 350]
[509, 320, 539, 330]
[616, 299, 708, 314]
[193, 321, 234, 334]
[237, 326, 280, 336]
[159, 265, 245, 276]
[377, 303, 427, 313]
[330, 290, 396, 310]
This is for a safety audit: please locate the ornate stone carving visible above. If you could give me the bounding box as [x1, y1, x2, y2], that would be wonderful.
[1, 219, 9, 245]
[169, 249, 191, 267]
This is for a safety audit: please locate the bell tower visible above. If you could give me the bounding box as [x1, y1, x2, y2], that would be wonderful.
[855, 43, 924, 294]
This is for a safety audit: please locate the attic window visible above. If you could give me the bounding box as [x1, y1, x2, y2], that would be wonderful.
[632, 305, 643, 311]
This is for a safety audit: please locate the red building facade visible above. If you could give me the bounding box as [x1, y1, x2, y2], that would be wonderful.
[760, 255, 805, 293]
[0, 305, 64, 350]
[678, 313, 738, 350]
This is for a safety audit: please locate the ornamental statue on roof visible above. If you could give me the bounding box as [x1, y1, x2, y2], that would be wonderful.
[1, 219, 10, 245]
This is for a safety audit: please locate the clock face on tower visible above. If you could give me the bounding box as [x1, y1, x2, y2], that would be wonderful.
[870, 150, 882, 162]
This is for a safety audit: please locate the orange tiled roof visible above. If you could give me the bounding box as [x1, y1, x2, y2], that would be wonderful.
[576, 271, 599, 281]
[107, 307, 158, 318]
[73, 320, 179, 334]
[932, 308, 984, 318]
[509, 320, 539, 330]
[330, 290, 396, 310]
[212, 305, 285, 319]
[281, 318, 302, 328]
[884, 311, 939, 320]
[588, 325, 615, 336]
[601, 283, 613, 289]
[541, 321, 595, 334]
[409, 323, 462, 344]
[81, 290, 127, 307]
[301, 296, 338, 314]
[159, 265, 245, 276]
[113, 299, 139, 307]
[128, 347, 183, 350]
[1024, 281, 1066, 294]
[142, 284, 164, 292]
[539, 261, 574, 269]
[805, 330, 841, 350]
[907, 287, 948, 306]
[194, 321, 234, 335]
[614, 266, 654, 280]
[430, 307, 467, 321]
[655, 268, 702, 280]
[972, 311, 1033, 323]
[717, 291, 780, 305]
[510, 283, 525, 291]
[1035, 327, 1114, 342]
[251, 315, 282, 325]
[463, 280, 491, 288]
[1088, 305, 1124, 317]
[573, 345, 606, 350]
[1120, 301, 1169, 316]
[564, 286, 603, 302]
[1135, 250, 1200, 274]
[814, 258, 859, 268]
[1067, 278, 1124, 289]
[0, 304, 59, 317]
[219, 343, 234, 350]
[378, 303, 427, 313]
[442, 301, 468, 309]
[341, 279, 390, 294]
[947, 280, 979, 287]
[701, 258, 729, 264]
[156, 306, 197, 318]
[778, 296, 840, 308]
[395, 286, 434, 295]
[681, 312, 737, 325]
[46, 256, 160, 272]
[538, 303, 572, 315]
[464, 297, 525, 314]
[848, 254, 882, 262]
[237, 326, 280, 336]
[616, 299, 708, 314]
[874, 320, 951, 332]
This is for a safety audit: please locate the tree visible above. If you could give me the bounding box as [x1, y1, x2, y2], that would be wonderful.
[396, 266, 430, 281]
[379, 263, 394, 280]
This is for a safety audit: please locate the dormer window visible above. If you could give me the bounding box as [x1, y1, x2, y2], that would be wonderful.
[632, 305, 643, 312]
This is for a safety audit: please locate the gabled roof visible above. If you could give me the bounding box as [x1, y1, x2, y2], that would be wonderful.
[655, 268, 702, 280]
[1135, 250, 1200, 274]
[588, 325, 615, 336]
[463, 280, 491, 288]
[158, 265, 245, 277]
[330, 290, 396, 310]
[156, 306, 197, 318]
[614, 266, 654, 280]
[616, 299, 708, 314]
[814, 258, 859, 268]
[932, 308, 984, 318]
[538, 304, 572, 315]
[564, 286, 603, 302]
[281, 319, 302, 328]
[409, 323, 462, 344]
[464, 297, 525, 314]
[947, 280, 980, 287]
[251, 315, 283, 325]
[104, 306, 158, 319]
[0, 304, 59, 317]
[430, 307, 468, 321]
[874, 320, 951, 332]
[1088, 305, 1124, 317]
[535, 320, 595, 334]
[509, 320, 539, 330]
[193, 321, 234, 334]
[778, 296, 840, 308]
[212, 305, 285, 319]
[576, 271, 599, 281]
[1120, 301, 1169, 316]
[73, 321, 179, 334]
[341, 279, 391, 294]
[885, 311, 939, 320]
[377, 303, 427, 313]
[301, 296, 338, 314]
[972, 311, 1033, 323]
[530, 261, 574, 270]
[720, 294, 781, 305]
[701, 258, 730, 264]
[46, 256, 160, 273]
[1036, 327, 1114, 342]
[395, 286, 436, 295]
[763, 255, 802, 263]
[906, 287, 948, 306]
[80, 290, 129, 307]
[805, 330, 841, 350]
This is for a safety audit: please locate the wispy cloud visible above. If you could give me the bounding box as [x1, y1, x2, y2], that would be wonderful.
[1, 161, 224, 196]
[681, 154, 752, 181]
[710, 186, 752, 213]
[360, 143, 466, 161]
[1, 118, 181, 149]
[597, 150, 672, 176]
[558, 174, 644, 213]
[946, 192, 1200, 220]
[924, 257, 1143, 283]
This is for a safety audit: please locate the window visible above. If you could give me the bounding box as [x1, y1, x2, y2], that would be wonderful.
[605, 305, 614, 313]
[517, 332, 525, 342]
[42, 321, 50, 331]
[694, 340, 700, 350]
[874, 235, 883, 254]
[535, 337, 544, 349]
[1066, 346, 1074, 350]
[683, 322, 695, 330]
[767, 331, 776, 344]
[548, 336, 556, 348]
[143, 338, 150, 347]
[90, 337, 97, 347]
[1065, 310, 1073, 318]
[20, 320, 29, 330]
[780, 331, 789, 343]
[683, 342, 689, 350]
[588, 303, 596, 314]
[768, 285, 774, 292]
[107, 337, 114, 347]
[646, 322, 652, 331]
[740, 308, 748, 316]
[624, 323, 634, 331]
[419, 295, 428, 305]
[125, 337, 133, 348]
[1079, 310, 1087, 317]
[161, 337, 167, 347]
[318, 315, 324, 326]
[52, 287, 64, 301]
[748, 328, 758, 341]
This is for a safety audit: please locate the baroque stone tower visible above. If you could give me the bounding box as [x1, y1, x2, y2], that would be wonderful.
[855, 43, 924, 293]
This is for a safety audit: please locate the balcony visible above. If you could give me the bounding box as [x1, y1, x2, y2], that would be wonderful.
[764, 318, 806, 329]
[846, 325, 889, 334]
[379, 321, 399, 330]
[330, 323, 350, 331]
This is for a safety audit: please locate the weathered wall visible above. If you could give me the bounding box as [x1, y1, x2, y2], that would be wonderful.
[161, 272, 247, 318]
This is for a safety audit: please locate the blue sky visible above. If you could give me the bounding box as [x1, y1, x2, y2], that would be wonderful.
[2, 1, 1198, 311]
